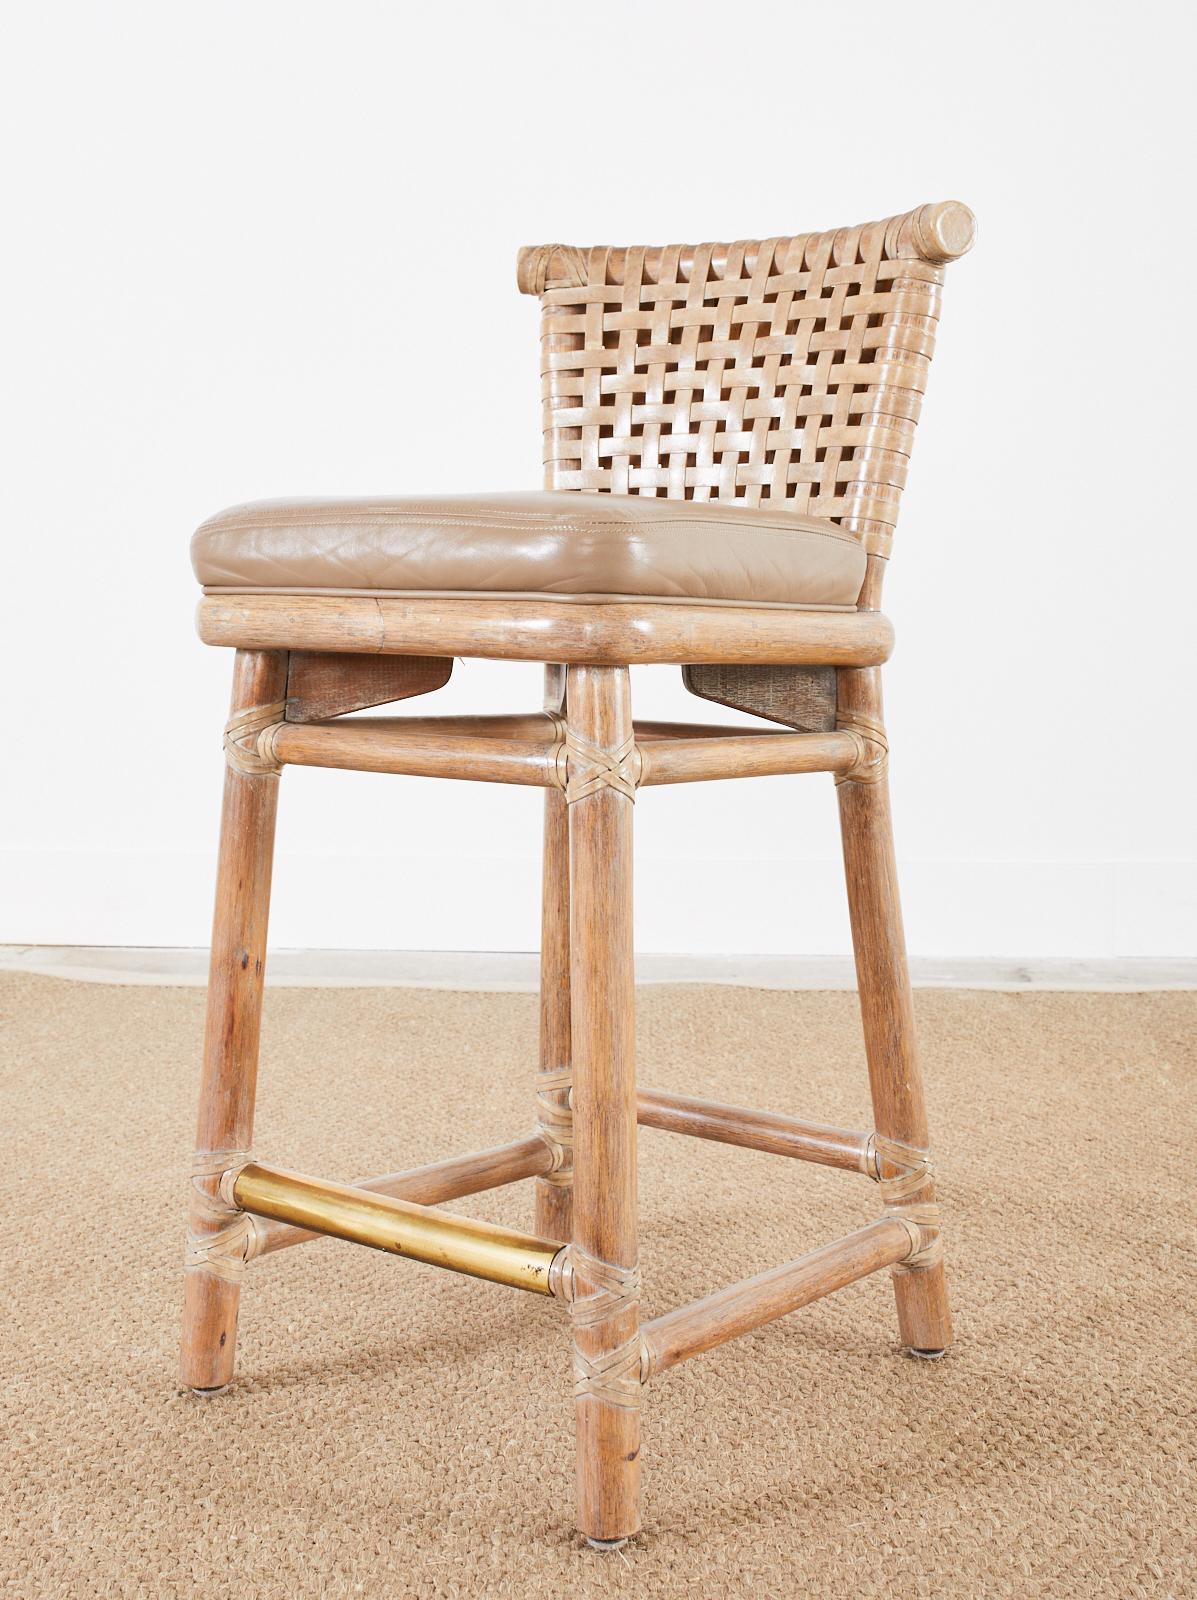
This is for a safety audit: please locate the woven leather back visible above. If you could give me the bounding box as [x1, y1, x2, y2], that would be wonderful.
[518, 201, 973, 558]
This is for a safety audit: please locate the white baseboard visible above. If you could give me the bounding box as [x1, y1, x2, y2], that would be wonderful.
[1, 848, 1195, 959]
[2, 945, 1193, 991]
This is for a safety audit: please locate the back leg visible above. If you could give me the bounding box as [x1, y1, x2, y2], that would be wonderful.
[836, 666, 952, 1354]
[534, 665, 573, 1240]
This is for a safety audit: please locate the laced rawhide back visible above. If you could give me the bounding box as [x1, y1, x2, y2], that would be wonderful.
[518, 201, 974, 559]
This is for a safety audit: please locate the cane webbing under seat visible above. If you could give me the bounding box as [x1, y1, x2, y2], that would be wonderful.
[191, 491, 866, 609]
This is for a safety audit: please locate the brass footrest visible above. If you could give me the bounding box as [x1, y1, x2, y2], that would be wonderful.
[231, 1160, 565, 1295]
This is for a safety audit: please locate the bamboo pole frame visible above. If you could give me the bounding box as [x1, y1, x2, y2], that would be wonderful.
[636, 731, 858, 785]
[197, 592, 895, 667]
[249, 1088, 875, 1258]
[535, 664, 575, 1241]
[636, 1087, 873, 1173]
[837, 664, 953, 1354]
[566, 663, 642, 1543]
[180, 648, 285, 1393]
[640, 1218, 915, 1378]
[260, 716, 862, 789]
[231, 1161, 566, 1294]
[632, 719, 778, 740]
[269, 718, 561, 786]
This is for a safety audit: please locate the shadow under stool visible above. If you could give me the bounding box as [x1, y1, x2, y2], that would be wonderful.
[180, 198, 975, 1547]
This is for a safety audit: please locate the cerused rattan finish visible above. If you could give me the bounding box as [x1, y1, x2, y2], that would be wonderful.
[518, 200, 974, 556]
[182, 199, 975, 1550]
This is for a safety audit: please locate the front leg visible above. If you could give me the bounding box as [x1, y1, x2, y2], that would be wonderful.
[180, 648, 286, 1392]
[565, 664, 641, 1546]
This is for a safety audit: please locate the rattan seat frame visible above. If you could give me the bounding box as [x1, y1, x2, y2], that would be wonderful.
[181, 199, 976, 1547]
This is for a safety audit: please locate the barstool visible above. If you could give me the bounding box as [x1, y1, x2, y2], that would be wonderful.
[181, 199, 975, 1546]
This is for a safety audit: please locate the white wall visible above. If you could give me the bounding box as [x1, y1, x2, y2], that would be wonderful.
[2, 1, 1193, 957]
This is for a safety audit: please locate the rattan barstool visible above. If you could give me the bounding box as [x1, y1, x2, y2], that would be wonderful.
[181, 200, 975, 1545]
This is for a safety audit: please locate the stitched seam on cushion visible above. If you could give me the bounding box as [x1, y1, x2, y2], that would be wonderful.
[199, 586, 861, 610]
[204, 505, 854, 525]
[199, 516, 864, 549]
[199, 503, 858, 534]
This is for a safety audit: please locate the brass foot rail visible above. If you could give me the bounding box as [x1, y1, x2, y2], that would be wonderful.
[249, 1135, 554, 1256]
[231, 1161, 565, 1295]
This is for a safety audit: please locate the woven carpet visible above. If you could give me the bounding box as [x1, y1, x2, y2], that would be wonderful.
[2, 973, 1193, 1598]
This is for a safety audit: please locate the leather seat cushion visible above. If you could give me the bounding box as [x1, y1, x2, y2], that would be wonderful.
[192, 491, 866, 609]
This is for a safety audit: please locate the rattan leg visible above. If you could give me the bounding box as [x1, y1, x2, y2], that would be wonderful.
[566, 664, 641, 1545]
[179, 648, 286, 1392]
[534, 667, 573, 1239]
[837, 667, 953, 1354]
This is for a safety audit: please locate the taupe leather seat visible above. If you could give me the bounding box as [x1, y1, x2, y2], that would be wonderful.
[191, 491, 866, 609]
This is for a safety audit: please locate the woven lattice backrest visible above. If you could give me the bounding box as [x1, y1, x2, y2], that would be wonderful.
[518, 200, 973, 558]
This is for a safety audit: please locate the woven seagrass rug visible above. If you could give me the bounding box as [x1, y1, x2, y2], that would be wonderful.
[2, 974, 1192, 1598]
